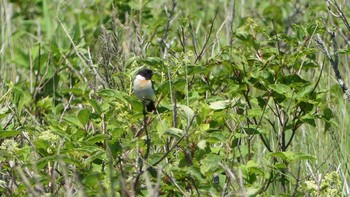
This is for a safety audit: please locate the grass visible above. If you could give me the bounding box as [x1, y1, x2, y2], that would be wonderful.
[1, 0, 350, 196]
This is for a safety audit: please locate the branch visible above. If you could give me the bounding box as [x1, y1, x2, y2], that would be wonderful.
[195, 8, 219, 63]
[325, 0, 350, 32]
[152, 113, 197, 166]
[159, 0, 177, 53]
[315, 33, 350, 100]
[133, 107, 151, 191]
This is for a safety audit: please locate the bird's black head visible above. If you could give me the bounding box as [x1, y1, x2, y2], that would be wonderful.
[137, 69, 153, 80]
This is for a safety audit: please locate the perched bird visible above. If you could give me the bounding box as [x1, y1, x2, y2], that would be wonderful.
[133, 68, 156, 112]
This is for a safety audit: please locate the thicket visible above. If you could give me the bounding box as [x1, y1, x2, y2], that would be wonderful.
[1, 0, 350, 196]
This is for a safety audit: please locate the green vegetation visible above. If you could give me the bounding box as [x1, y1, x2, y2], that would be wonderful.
[1, 0, 350, 196]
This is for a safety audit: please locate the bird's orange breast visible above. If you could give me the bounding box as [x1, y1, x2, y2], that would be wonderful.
[137, 79, 152, 89]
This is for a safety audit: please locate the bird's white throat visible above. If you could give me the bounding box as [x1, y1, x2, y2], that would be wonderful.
[135, 74, 146, 80]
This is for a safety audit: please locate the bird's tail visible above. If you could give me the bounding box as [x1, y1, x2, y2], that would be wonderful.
[146, 100, 156, 113]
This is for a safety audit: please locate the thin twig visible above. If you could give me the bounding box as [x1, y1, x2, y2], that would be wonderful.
[152, 112, 197, 166]
[134, 107, 151, 191]
[195, 8, 219, 63]
[159, 0, 177, 49]
[325, 0, 350, 32]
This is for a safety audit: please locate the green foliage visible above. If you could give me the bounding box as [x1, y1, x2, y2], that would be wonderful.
[302, 171, 342, 196]
[0, 0, 348, 196]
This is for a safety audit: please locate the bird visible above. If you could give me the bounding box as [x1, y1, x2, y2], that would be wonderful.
[133, 68, 156, 112]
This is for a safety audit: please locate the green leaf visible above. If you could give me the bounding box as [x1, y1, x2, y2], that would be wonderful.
[263, 5, 283, 21]
[300, 113, 316, 127]
[197, 140, 207, 149]
[247, 108, 263, 117]
[257, 97, 267, 108]
[207, 131, 226, 143]
[78, 109, 91, 125]
[125, 56, 139, 68]
[98, 89, 128, 102]
[164, 128, 183, 138]
[269, 151, 316, 162]
[37, 97, 53, 110]
[83, 173, 102, 187]
[37, 155, 81, 169]
[240, 160, 265, 184]
[242, 128, 261, 135]
[0, 106, 10, 119]
[269, 84, 292, 95]
[140, 57, 163, 66]
[0, 130, 22, 139]
[209, 100, 230, 110]
[173, 79, 187, 93]
[63, 115, 84, 128]
[71, 129, 87, 140]
[297, 152, 316, 161]
[295, 84, 314, 99]
[269, 151, 295, 161]
[274, 162, 288, 169]
[279, 74, 308, 87]
[178, 104, 195, 120]
[12, 86, 23, 104]
[323, 107, 333, 121]
[97, 89, 118, 98]
[87, 98, 102, 115]
[86, 134, 110, 144]
[61, 88, 83, 96]
[184, 166, 205, 183]
[302, 59, 318, 69]
[200, 154, 222, 175]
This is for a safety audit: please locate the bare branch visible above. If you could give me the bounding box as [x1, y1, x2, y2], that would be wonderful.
[325, 0, 350, 32]
[315, 32, 350, 100]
